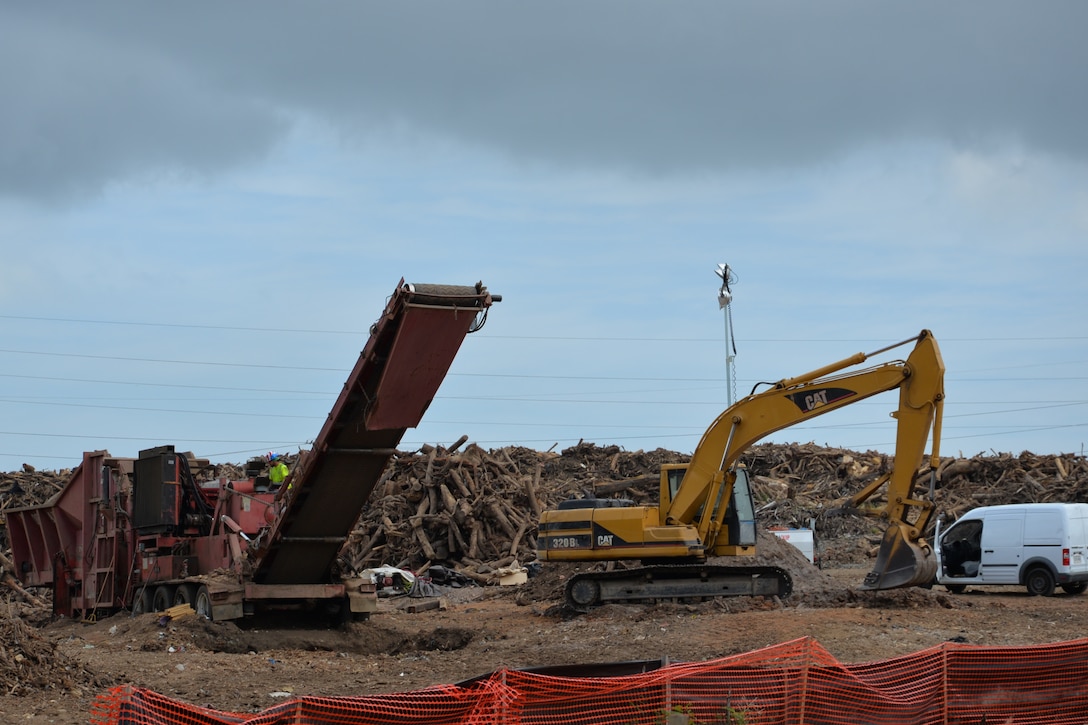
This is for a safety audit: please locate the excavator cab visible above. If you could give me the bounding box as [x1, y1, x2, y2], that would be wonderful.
[722, 468, 758, 551]
[661, 464, 757, 555]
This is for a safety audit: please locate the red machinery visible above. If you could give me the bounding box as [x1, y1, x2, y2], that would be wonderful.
[5, 280, 499, 622]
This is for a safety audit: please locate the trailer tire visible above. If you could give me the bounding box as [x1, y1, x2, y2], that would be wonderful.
[152, 585, 174, 612]
[329, 598, 355, 628]
[173, 584, 196, 606]
[1061, 581, 1088, 595]
[131, 589, 152, 615]
[194, 586, 213, 620]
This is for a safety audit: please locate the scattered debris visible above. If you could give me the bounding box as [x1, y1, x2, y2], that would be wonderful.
[160, 604, 196, 623]
[0, 605, 104, 696]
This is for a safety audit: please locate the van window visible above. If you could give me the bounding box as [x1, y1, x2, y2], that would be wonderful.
[981, 517, 1023, 548]
[1024, 512, 1062, 546]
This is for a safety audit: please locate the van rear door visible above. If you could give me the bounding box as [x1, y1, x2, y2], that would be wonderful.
[979, 516, 1023, 584]
[1066, 508, 1088, 576]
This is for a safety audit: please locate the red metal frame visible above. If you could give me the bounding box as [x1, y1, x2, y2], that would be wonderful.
[5, 280, 497, 621]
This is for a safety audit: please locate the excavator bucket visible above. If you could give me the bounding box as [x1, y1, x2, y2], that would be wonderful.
[859, 523, 937, 590]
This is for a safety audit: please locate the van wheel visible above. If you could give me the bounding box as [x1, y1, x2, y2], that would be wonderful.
[1025, 567, 1056, 597]
[1061, 581, 1087, 595]
[945, 584, 967, 594]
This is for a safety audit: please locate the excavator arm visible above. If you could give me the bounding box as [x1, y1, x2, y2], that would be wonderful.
[667, 329, 944, 589]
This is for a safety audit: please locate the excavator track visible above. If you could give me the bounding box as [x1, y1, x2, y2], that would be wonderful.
[564, 564, 792, 611]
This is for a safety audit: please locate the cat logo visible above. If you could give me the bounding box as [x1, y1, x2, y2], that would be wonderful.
[785, 387, 856, 413]
[597, 534, 615, 547]
[804, 389, 830, 411]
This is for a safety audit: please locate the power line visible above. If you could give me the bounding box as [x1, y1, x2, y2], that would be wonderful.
[0, 348, 343, 372]
[0, 399, 321, 419]
[0, 430, 297, 444]
[3, 393, 1086, 417]
[0, 314, 363, 336]
[2, 405, 1083, 454]
[0, 373, 330, 395]
[4, 314, 1088, 344]
[3, 320, 1085, 462]
[3, 356, 1087, 386]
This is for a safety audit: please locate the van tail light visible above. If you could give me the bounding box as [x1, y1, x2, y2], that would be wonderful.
[1063, 548, 1070, 566]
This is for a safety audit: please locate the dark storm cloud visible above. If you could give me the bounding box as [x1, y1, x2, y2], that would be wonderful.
[0, 8, 288, 202]
[3, 2, 1086, 202]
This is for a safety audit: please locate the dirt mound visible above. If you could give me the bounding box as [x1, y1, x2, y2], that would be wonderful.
[42, 608, 478, 660]
[58, 610, 263, 655]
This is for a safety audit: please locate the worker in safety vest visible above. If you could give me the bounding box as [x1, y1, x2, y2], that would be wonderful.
[268, 453, 289, 489]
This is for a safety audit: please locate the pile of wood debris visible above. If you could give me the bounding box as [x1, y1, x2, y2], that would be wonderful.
[342, 441, 689, 582]
[2, 442, 1087, 695]
[341, 441, 1088, 579]
[3, 442, 1088, 585]
[2, 437, 1088, 583]
[0, 603, 102, 696]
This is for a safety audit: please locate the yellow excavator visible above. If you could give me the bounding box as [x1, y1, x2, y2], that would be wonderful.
[537, 330, 945, 609]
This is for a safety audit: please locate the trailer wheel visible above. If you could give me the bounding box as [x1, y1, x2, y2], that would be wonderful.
[194, 586, 213, 620]
[131, 589, 152, 615]
[1061, 581, 1087, 595]
[152, 585, 174, 612]
[327, 599, 352, 628]
[173, 584, 196, 606]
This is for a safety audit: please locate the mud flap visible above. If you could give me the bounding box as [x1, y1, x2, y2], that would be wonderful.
[860, 524, 937, 590]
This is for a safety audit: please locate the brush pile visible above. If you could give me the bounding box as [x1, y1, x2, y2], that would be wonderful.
[341, 440, 1088, 579]
[4, 442, 1088, 587]
[2, 441, 1087, 696]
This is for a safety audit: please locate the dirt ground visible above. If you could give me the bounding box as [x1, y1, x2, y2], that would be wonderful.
[6, 535, 1088, 724]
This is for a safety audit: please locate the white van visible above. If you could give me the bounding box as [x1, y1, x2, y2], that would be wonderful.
[934, 503, 1088, 596]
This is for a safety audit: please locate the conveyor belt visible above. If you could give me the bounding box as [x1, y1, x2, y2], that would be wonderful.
[251, 280, 497, 585]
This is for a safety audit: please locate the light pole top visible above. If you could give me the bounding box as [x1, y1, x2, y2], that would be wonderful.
[715, 263, 734, 308]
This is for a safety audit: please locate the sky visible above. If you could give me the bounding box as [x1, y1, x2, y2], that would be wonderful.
[2, 2, 1087, 471]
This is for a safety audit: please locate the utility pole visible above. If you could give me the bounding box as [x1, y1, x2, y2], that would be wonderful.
[715, 263, 737, 407]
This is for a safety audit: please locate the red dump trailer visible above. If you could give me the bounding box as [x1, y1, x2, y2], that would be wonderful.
[5, 280, 499, 622]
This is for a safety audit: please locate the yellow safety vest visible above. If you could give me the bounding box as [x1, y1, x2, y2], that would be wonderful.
[270, 462, 289, 484]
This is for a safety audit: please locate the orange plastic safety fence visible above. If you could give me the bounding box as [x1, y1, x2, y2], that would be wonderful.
[90, 636, 1088, 725]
